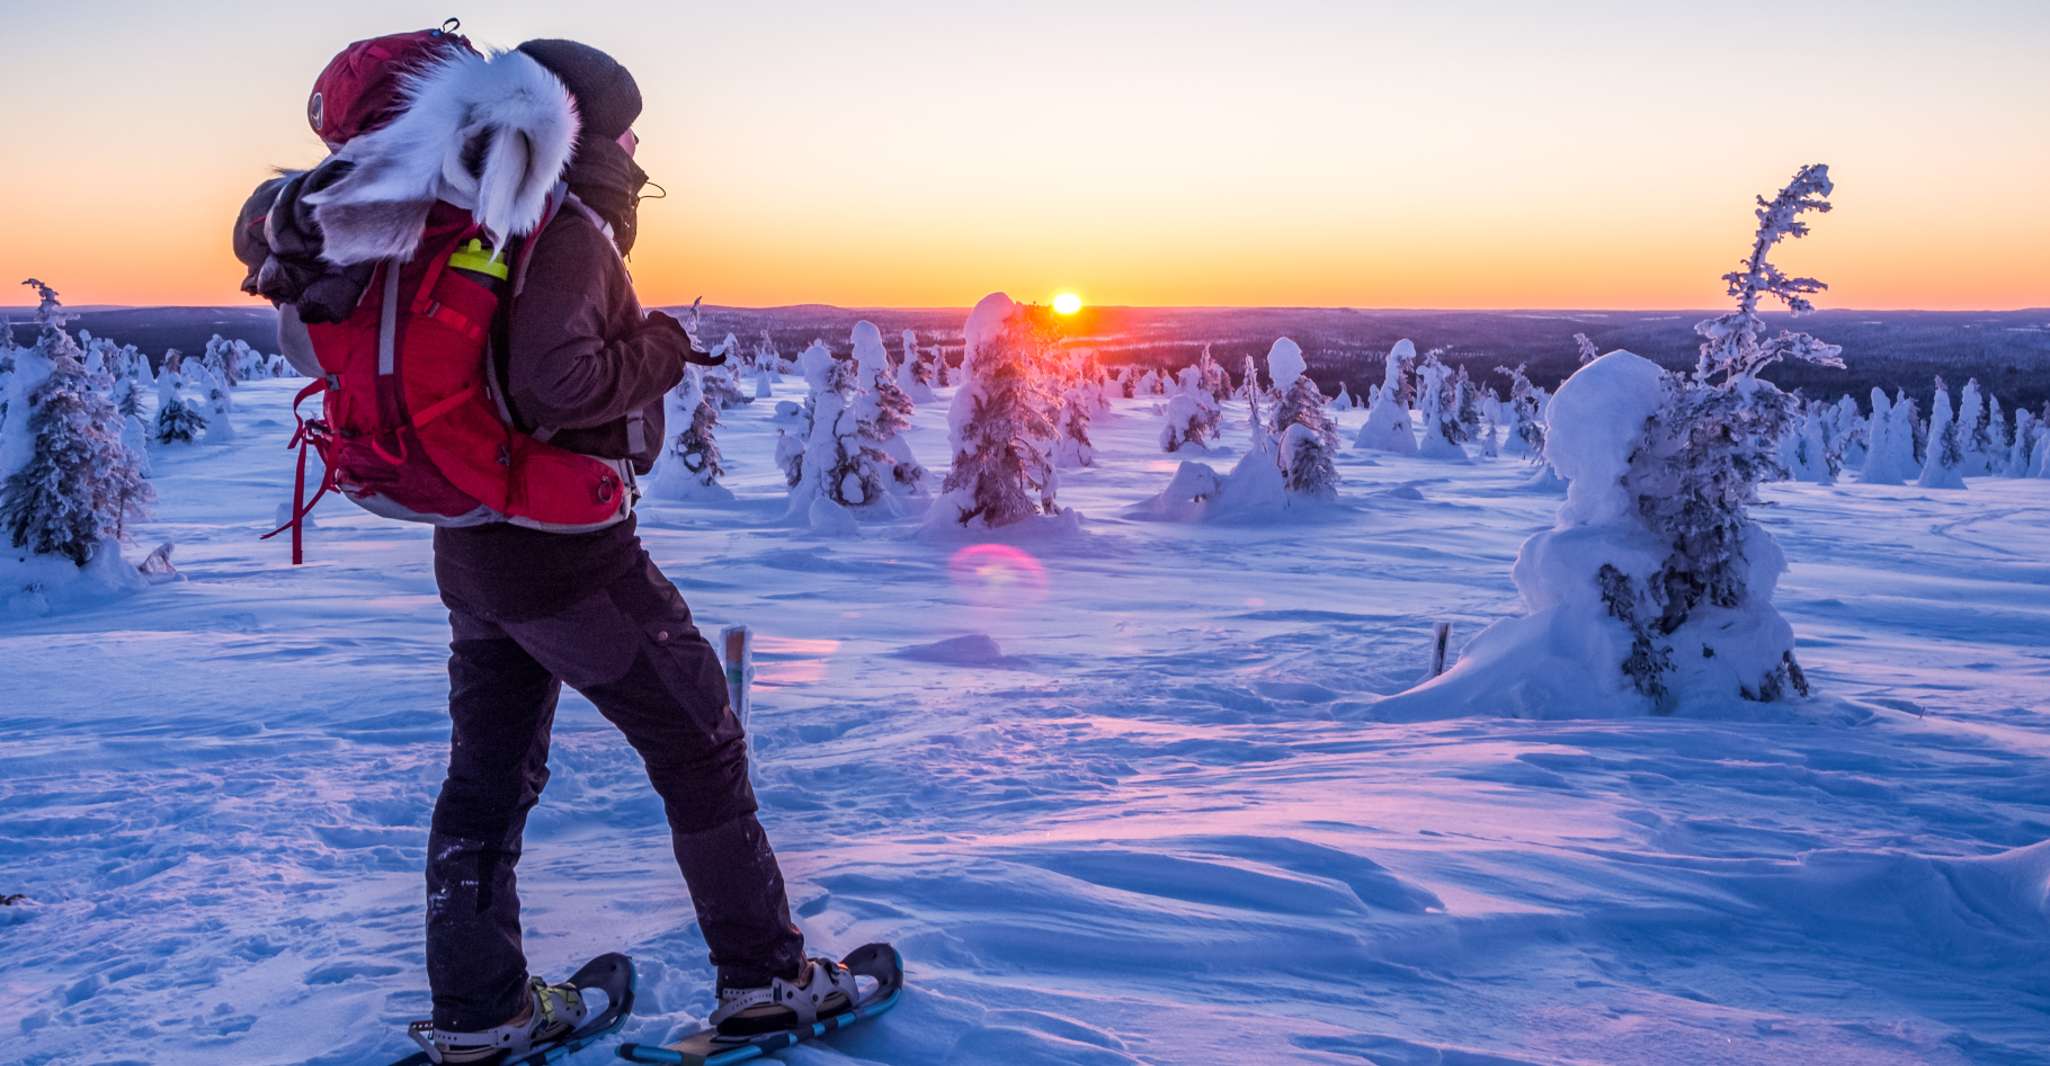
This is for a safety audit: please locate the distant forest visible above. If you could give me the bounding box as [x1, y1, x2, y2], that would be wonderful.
[13, 304, 2047, 414]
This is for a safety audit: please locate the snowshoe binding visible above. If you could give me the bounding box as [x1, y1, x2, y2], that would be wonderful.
[616, 943, 903, 1064]
[394, 952, 635, 1065]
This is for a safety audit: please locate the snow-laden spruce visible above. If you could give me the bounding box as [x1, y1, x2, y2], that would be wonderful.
[1413, 349, 1467, 461]
[1379, 164, 1845, 717]
[1496, 364, 1546, 460]
[1266, 337, 1341, 499]
[1355, 338, 1418, 453]
[650, 368, 732, 502]
[1916, 377, 1968, 490]
[781, 340, 898, 531]
[898, 329, 937, 403]
[851, 320, 927, 495]
[926, 294, 1075, 534]
[1, 284, 151, 615]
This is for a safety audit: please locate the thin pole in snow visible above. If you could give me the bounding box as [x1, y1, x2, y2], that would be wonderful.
[1431, 622, 1452, 678]
[722, 625, 752, 727]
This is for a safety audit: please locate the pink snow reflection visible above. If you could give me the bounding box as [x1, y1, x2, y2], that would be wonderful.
[751, 635, 841, 686]
[947, 543, 1049, 604]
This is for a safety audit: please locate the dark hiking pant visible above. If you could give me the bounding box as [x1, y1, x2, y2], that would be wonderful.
[425, 553, 804, 1031]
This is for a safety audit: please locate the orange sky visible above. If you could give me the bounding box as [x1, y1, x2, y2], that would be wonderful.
[2, 2, 2045, 310]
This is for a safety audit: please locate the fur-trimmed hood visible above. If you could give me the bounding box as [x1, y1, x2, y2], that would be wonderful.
[303, 48, 579, 265]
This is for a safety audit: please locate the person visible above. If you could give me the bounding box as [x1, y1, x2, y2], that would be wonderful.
[235, 35, 854, 1063]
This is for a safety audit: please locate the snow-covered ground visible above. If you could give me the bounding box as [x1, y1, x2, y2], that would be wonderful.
[4, 375, 2047, 1065]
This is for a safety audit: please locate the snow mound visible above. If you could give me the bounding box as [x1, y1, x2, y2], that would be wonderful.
[894, 633, 1017, 666]
[1, 540, 146, 619]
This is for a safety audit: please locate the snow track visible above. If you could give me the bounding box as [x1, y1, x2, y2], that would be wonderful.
[3, 377, 2047, 1064]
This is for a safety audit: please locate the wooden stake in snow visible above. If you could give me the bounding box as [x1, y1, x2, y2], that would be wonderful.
[1431, 622, 1452, 678]
[721, 625, 753, 729]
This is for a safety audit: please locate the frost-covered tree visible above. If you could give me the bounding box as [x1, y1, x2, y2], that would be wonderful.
[1052, 378, 1096, 468]
[1385, 165, 1842, 716]
[851, 320, 926, 494]
[1574, 332, 1600, 365]
[1355, 338, 1418, 454]
[1916, 377, 1968, 490]
[1956, 379, 1988, 475]
[928, 294, 1064, 530]
[1692, 165, 1844, 387]
[201, 366, 236, 444]
[1982, 393, 2009, 476]
[2005, 408, 2037, 478]
[1496, 363, 1546, 460]
[1333, 383, 1354, 411]
[787, 341, 894, 526]
[1159, 365, 1221, 452]
[1830, 394, 1866, 471]
[652, 368, 729, 501]
[153, 367, 205, 444]
[1414, 348, 1466, 460]
[1194, 344, 1230, 401]
[1453, 364, 1484, 445]
[1236, 354, 1261, 405]
[1267, 337, 1340, 499]
[898, 329, 938, 403]
[1, 308, 152, 567]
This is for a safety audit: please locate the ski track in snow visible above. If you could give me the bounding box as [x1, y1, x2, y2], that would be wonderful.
[3, 378, 2048, 1065]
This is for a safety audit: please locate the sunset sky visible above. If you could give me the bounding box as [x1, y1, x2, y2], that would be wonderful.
[2, 1, 2045, 310]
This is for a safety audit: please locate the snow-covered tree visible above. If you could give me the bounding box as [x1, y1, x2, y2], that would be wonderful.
[898, 329, 937, 403]
[851, 320, 926, 494]
[1496, 363, 1546, 460]
[1266, 337, 1340, 499]
[1333, 383, 1354, 411]
[1236, 354, 1261, 405]
[1956, 379, 1988, 475]
[2005, 407, 2037, 478]
[1916, 377, 1968, 490]
[1452, 364, 1484, 445]
[1194, 344, 1230, 401]
[1385, 165, 1842, 716]
[1982, 393, 2009, 476]
[1574, 332, 1600, 364]
[1355, 338, 1418, 454]
[652, 368, 729, 501]
[1692, 165, 1844, 387]
[201, 366, 236, 444]
[153, 368, 205, 445]
[1052, 378, 1096, 468]
[786, 340, 895, 527]
[1159, 364, 1221, 452]
[1, 302, 151, 568]
[928, 294, 1064, 530]
[1414, 348, 1466, 460]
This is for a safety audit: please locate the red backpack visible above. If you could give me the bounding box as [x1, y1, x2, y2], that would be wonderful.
[266, 25, 633, 564]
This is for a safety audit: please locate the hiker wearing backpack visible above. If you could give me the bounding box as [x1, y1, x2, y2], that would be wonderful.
[234, 27, 860, 1062]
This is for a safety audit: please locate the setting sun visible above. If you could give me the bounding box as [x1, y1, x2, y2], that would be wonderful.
[1052, 292, 1083, 315]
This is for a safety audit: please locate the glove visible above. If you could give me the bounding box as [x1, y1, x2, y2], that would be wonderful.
[644, 309, 726, 366]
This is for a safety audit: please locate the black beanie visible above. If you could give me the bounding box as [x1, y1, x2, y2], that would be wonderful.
[516, 39, 642, 142]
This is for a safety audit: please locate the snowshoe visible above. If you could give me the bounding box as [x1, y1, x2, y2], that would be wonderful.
[616, 943, 902, 1065]
[392, 952, 635, 1065]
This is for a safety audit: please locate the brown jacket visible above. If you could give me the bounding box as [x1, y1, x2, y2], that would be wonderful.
[503, 201, 687, 476]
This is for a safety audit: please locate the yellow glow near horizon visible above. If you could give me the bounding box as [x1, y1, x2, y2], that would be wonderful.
[1053, 293, 1084, 315]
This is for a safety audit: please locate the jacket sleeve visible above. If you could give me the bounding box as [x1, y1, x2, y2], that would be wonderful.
[505, 218, 686, 431]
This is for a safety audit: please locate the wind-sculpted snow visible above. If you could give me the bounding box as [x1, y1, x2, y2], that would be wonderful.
[2, 378, 2048, 1064]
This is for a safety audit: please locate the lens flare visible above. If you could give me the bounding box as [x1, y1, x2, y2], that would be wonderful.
[947, 543, 1050, 603]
